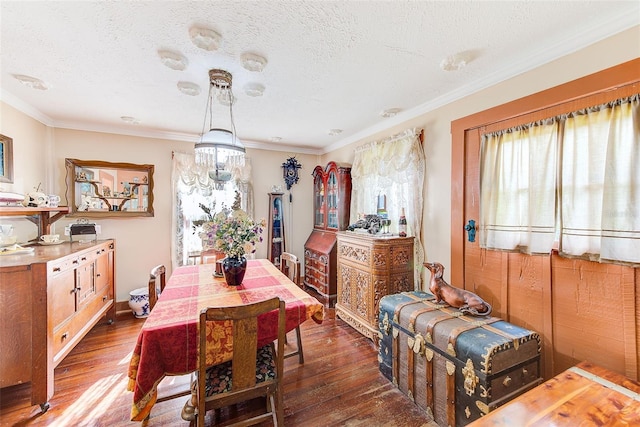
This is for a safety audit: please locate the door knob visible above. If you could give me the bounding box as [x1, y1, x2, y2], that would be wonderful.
[465, 220, 476, 243]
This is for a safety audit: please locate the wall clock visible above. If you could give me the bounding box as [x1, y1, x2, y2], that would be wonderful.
[282, 156, 302, 190]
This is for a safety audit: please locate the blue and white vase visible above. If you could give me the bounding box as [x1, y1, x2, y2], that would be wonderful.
[128, 287, 150, 318]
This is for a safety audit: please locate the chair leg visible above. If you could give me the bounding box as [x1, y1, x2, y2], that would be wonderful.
[294, 326, 304, 364]
[283, 326, 304, 364]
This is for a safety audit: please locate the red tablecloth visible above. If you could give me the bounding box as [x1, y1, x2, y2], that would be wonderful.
[127, 259, 324, 421]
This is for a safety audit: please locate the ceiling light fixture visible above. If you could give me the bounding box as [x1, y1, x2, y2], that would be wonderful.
[189, 27, 221, 51]
[241, 53, 267, 72]
[380, 108, 401, 118]
[244, 82, 265, 97]
[177, 81, 201, 96]
[13, 74, 48, 90]
[440, 53, 467, 71]
[158, 50, 188, 70]
[121, 116, 140, 125]
[195, 69, 245, 189]
[328, 129, 343, 136]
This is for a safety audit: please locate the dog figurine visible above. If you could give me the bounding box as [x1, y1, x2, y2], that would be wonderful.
[424, 262, 492, 316]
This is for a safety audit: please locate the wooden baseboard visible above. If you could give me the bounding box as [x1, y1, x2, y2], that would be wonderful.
[116, 300, 133, 316]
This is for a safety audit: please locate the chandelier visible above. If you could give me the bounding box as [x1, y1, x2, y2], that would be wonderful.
[195, 69, 246, 189]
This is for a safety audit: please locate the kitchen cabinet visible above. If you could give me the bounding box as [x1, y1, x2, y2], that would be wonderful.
[0, 240, 115, 412]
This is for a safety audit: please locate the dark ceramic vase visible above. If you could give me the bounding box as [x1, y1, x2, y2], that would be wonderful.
[222, 256, 247, 286]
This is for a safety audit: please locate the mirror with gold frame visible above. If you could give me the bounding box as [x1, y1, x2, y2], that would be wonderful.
[65, 158, 154, 217]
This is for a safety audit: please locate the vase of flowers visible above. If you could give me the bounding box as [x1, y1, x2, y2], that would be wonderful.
[221, 255, 247, 286]
[198, 196, 266, 286]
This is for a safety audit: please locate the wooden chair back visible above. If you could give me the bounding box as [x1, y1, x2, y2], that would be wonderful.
[278, 252, 305, 363]
[279, 252, 300, 286]
[148, 265, 166, 311]
[196, 297, 285, 426]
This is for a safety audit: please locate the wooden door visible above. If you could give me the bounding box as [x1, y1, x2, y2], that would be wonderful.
[453, 59, 640, 381]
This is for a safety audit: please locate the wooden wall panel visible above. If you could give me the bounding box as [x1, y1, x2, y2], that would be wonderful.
[551, 255, 628, 375]
[506, 253, 551, 377]
[463, 246, 506, 315]
[506, 254, 546, 330]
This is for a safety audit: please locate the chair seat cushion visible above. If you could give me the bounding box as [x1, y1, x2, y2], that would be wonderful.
[200, 344, 276, 397]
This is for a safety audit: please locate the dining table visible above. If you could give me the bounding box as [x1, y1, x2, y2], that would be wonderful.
[126, 258, 324, 421]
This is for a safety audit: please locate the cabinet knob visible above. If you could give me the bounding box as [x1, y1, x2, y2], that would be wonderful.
[61, 332, 69, 340]
[102, 295, 107, 302]
[503, 376, 512, 387]
[96, 273, 101, 277]
[81, 256, 87, 261]
[53, 267, 61, 272]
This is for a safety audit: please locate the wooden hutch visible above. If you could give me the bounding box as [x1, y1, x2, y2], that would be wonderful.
[303, 162, 352, 307]
[0, 206, 116, 412]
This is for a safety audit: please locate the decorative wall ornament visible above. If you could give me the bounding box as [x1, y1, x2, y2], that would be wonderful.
[281, 156, 302, 190]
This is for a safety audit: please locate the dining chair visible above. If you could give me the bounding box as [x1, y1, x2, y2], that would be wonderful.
[201, 249, 224, 264]
[190, 297, 285, 426]
[279, 252, 304, 364]
[148, 264, 166, 311]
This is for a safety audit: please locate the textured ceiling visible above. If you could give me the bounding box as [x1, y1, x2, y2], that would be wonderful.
[1, 1, 638, 154]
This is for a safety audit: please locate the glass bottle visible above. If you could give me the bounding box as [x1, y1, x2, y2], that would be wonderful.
[398, 208, 407, 237]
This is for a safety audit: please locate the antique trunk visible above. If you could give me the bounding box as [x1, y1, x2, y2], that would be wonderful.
[467, 361, 640, 426]
[379, 291, 542, 427]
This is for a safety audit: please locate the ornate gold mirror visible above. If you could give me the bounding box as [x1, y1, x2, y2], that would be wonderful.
[65, 158, 154, 217]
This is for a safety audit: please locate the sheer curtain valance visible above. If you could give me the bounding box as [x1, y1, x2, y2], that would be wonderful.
[480, 94, 639, 266]
[350, 127, 426, 288]
[171, 151, 253, 269]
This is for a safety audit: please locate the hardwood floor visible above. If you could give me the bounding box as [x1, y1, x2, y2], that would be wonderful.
[0, 310, 438, 427]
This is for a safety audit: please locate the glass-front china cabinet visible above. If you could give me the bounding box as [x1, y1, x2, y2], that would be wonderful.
[303, 162, 352, 307]
[267, 192, 285, 265]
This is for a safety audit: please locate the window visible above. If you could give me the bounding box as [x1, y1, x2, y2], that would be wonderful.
[171, 151, 253, 268]
[480, 94, 639, 265]
[350, 127, 426, 285]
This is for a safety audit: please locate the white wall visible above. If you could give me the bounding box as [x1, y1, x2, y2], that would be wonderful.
[0, 103, 53, 240]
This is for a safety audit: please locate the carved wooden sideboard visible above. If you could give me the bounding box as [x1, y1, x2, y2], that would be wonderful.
[335, 231, 414, 343]
[0, 240, 116, 412]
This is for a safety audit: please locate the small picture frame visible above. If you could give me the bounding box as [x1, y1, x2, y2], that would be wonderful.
[0, 134, 14, 183]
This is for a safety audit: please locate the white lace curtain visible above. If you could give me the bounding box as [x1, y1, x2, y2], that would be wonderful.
[480, 94, 639, 265]
[170, 151, 253, 269]
[350, 127, 426, 288]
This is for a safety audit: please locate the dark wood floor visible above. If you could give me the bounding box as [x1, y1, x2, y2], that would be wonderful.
[0, 310, 438, 427]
